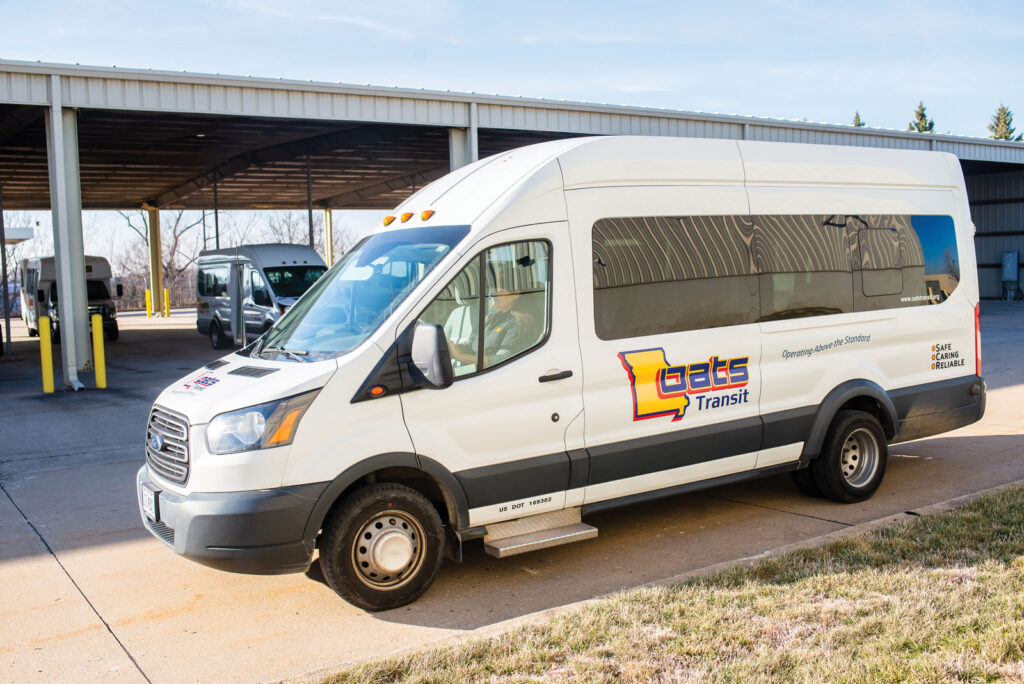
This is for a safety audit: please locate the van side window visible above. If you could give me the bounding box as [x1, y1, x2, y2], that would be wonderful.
[906, 215, 960, 305]
[198, 266, 229, 297]
[755, 215, 854, 321]
[853, 215, 959, 311]
[417, 240, 552, 377]
[592, 216, 759, 339]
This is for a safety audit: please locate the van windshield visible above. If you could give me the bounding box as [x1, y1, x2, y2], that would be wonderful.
[256, 225, 469, 360]
[264, 266, 327, 298]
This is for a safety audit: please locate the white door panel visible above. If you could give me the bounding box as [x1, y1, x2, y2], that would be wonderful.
[399, 223, 584, 520]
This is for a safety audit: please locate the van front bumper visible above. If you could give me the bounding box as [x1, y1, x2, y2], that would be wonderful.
[136, 466, 328, 575]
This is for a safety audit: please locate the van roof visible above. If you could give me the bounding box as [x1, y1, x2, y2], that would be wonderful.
[198, 243, 326, 267]
[391, 136, 959, 232]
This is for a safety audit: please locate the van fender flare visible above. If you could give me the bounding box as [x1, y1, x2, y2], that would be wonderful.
[800, 379, 898, 462]
[301, 452, 470, 543]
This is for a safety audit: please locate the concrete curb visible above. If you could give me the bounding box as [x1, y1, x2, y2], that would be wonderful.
[294, 477, 1024, 683]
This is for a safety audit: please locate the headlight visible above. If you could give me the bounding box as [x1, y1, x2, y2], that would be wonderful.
[206, 389, 319, 454]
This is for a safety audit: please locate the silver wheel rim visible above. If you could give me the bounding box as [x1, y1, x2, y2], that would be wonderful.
[351, 510, 425, 590]
[841, 427, 879, 488]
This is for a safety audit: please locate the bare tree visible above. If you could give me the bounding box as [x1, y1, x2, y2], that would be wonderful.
[259, 210, 354, 263]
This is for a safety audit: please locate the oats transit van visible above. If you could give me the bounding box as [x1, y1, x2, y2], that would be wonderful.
[137, 137, 985, 610]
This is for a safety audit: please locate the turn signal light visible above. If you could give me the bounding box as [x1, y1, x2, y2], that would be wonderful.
[383, 216, 396, 226]
[266, 408, 303, 446]
[400, 212, 414, 223]
[369, 385, 386, 397]
[421, 210, 435, 221]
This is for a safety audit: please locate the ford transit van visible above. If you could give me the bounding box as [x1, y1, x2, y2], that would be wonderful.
[138, 137, 985, 610]
[196, 243, 326, 349]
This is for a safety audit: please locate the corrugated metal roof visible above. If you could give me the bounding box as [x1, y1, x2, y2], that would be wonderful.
[3, 59, 1024, 165]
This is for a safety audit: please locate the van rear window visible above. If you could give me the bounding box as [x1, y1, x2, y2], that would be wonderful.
[198, 265, 230, 297]
[592, 214, 959, 340]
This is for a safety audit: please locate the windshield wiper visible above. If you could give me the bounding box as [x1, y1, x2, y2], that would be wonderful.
[261, 346, 309, 362]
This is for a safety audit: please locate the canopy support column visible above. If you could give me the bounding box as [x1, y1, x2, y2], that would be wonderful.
[449, 102, 479, 171]
[147, 208, 163, 316]
[44, 75, 89, 389]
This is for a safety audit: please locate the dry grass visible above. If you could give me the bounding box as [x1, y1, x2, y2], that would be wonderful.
[327, 487, 1024, 683]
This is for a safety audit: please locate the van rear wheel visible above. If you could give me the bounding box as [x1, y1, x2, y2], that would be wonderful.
[319, 483, 444, 611]
[810, 410, 887, 503]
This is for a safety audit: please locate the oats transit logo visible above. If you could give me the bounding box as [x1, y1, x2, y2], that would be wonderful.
[618, 348, 750, 422]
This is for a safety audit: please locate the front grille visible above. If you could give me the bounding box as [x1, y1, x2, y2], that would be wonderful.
[146, 405, 190, 485]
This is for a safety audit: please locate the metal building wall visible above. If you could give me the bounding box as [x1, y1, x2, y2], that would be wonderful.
[966, 171, 1024, 298]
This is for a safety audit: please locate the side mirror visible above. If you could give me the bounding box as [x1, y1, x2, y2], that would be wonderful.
[116, 283, 124, 298]
[253, 290, 271, 307]
[409, 323, 453, 390]
[37, 289, 45, 303]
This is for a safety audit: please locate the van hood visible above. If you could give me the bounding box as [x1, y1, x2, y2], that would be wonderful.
[154, 354, 339, 425]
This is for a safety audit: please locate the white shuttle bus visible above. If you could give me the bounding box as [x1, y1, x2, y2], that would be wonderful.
[21, 255, 123, 341]
[137, 137, 985, 610]
[196, 243, 326, 349]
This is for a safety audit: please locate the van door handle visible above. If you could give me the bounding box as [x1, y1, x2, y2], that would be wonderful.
[538, 370, 573, 383]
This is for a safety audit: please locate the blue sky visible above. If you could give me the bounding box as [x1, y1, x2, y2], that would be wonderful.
[2, 0, 1021, 138]
[2, 1, 1021, 267]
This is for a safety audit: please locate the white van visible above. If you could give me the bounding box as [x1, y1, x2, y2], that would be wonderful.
[137, 137, 985, 610]
[196, 244, 326, 349]
[20, 255, 122, 342]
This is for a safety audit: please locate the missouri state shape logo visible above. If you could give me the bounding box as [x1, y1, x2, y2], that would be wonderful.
[618, 348, 750, 421]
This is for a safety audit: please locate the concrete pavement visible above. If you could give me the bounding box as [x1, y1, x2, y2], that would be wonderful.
[1, 303, 1022, 682]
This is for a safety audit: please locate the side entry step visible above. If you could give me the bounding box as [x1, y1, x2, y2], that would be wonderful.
[484, 523, 598, 558]
[482, 507, 598, 558]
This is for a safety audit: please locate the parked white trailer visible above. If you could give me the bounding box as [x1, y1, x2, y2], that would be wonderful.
[138, 137, 985, 611]
[196, 244, 326, 349]
[20, 255, 122, 342]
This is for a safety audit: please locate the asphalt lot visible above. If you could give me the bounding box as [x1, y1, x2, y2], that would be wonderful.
[1, 304, 1023, 683]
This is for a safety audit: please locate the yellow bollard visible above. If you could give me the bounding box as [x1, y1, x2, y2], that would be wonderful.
[91, 313, 106, 389]
[39, 315, 54, 393]
[163, 288, 170, 317]
[145, 289, 153, 318]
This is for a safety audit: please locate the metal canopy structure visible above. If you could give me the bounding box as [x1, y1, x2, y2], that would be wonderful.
[0, 107, 569, 210]
[1, 59, 1023, 389]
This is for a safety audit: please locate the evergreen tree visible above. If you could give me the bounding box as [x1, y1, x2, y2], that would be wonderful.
[988, 104, 1022, 141]
[852, 111, 866, 127]
[907, 101, 935, 133]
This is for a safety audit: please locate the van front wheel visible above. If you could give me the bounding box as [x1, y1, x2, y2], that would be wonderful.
[811, 410, 887, 503]
[209, 320, 231, 349]
[319, 483, 445, 611]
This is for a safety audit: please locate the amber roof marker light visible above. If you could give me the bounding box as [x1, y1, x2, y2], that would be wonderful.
[382, 215, 396, 226]
[400, 212, 414, 223]
[421, 210, 435, 221]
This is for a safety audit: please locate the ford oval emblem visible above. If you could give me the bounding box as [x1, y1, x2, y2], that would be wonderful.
[149, 434, 165, 452]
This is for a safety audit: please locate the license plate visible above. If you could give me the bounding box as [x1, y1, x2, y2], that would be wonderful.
[141, 484, 159, 522]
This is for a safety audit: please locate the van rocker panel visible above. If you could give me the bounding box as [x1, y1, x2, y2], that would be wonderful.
[137, 466, 328, 575]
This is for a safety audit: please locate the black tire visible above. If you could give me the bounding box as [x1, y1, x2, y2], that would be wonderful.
[105, 324, 119, 342]
[790, 466, 821, 497]
[28, 327, 38, 337]
[319, 483, 445, 611]
[209, 320, 231, 349]
[810, 410, 888, 503]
